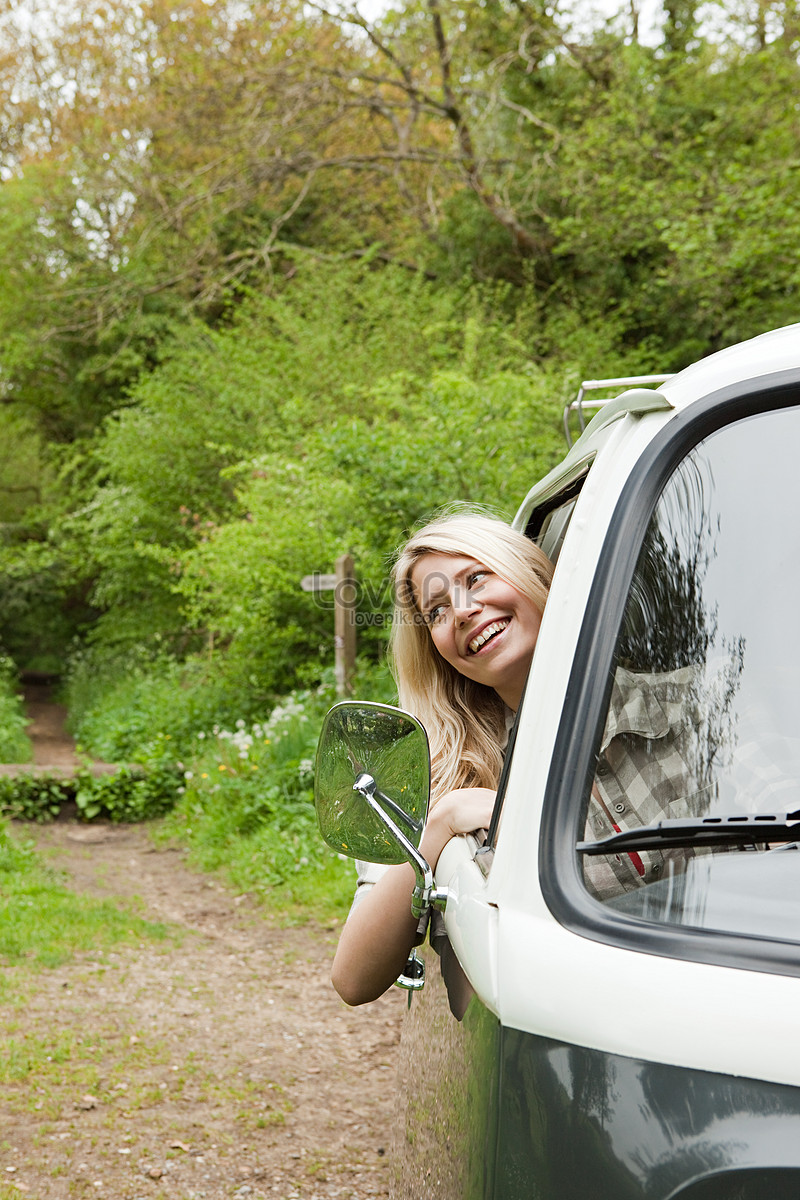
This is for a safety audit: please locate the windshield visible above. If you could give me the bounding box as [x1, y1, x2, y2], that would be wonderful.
[581, 405, 800, 941]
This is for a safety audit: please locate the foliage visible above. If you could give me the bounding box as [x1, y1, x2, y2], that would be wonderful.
[66, 655, 395, 919]
[3, 0, 799, 672]
[0, 755, 183, 824]
[169, 361, 564, 695]
[67, 258, 563, 675]
[0, 773, 67, 822]
[67, 650, 246, 759]
[0, 408, 48, 524]
[0, 0, 398, 441]
[75, 755, 184, 822]
[535, 41, 800, 363]
[68, 639, 396, 756]
[158, 684, 360, 920]
[2, 0, 797, 450]
[0, 536, 96, 673]
[0, 655, 31, 763]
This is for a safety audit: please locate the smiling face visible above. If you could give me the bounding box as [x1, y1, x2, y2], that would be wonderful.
[410, 552, 543, 711]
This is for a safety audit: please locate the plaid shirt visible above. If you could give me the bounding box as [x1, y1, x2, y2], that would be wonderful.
[585, 665, 726, 901]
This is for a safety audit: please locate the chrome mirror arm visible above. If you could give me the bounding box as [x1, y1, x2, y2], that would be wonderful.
[353, 772, 448, 918]
[372, 785, 424, 836]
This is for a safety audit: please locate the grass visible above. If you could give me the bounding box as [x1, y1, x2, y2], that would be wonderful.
[0, 820, 170, 984]
[0, 1021, 171, 1099]
[0, 819, 190, 1194]
[0, 655, 32, 763]
[0, 811, 377, 1199]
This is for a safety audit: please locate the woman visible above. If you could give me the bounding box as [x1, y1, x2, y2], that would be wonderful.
[331, 509, 554, 1006]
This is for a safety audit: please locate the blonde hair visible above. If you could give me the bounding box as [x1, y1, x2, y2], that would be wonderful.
[389, 508, 553, 802]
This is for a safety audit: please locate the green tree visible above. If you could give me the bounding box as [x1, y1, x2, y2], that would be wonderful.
[172, 364, 563, 696]
[75, 257, 541, 660]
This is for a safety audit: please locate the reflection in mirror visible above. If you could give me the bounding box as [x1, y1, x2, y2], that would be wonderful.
[314, 701, 430, 866]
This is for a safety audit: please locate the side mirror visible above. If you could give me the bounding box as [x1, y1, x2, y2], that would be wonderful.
[314, 701, 447, 918]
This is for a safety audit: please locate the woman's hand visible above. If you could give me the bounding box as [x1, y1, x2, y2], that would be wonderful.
[419, 786, 497, 872]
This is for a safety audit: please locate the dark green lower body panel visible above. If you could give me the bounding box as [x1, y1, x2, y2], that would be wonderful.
[497, 1027, 800, 1199]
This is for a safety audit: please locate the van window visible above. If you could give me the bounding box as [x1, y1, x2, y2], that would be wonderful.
[581, 406, 800, 942]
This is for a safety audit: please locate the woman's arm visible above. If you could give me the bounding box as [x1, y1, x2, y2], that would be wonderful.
[330, 787, 497, 1006]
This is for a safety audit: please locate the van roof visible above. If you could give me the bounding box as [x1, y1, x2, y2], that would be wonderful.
[516, 322, 800, 530]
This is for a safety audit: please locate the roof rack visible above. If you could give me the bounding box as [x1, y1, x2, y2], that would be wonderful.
[563, 375, 675, 446]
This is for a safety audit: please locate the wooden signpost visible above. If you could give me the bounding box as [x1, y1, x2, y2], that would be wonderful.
[301, 553, 356, 696]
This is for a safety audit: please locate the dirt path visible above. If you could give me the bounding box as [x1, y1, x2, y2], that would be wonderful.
[1, 697, 404, 1200]
[22, 680, 80, 770]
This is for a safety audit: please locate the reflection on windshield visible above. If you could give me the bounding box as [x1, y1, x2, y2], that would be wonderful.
[606, 846, 800, 942]
[584, 406, 800, 929]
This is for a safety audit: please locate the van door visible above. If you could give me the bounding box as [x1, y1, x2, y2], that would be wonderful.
[396, 383, 800, 1200]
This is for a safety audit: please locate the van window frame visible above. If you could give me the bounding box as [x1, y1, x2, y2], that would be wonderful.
[538, 371, 800, 978]
[480, 471, 592, 863]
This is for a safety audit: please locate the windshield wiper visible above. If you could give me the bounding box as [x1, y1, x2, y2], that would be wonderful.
[577, 809, 800, 855]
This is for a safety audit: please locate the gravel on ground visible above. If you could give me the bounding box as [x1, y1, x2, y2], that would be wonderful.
[0, 689, 403, 1200]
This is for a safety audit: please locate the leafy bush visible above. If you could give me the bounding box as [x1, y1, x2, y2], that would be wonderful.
[0, 774, 68, 821]
[153, 666, 395, 919]
[0, 654, 31, 763]
[0, 754, 184, 824]
[66, 649, 254, 761]
[160, 690, 351, 916]
[74, 754, 184, 822]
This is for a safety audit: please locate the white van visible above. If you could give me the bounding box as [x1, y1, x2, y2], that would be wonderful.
[316, 323, 800, 1200]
